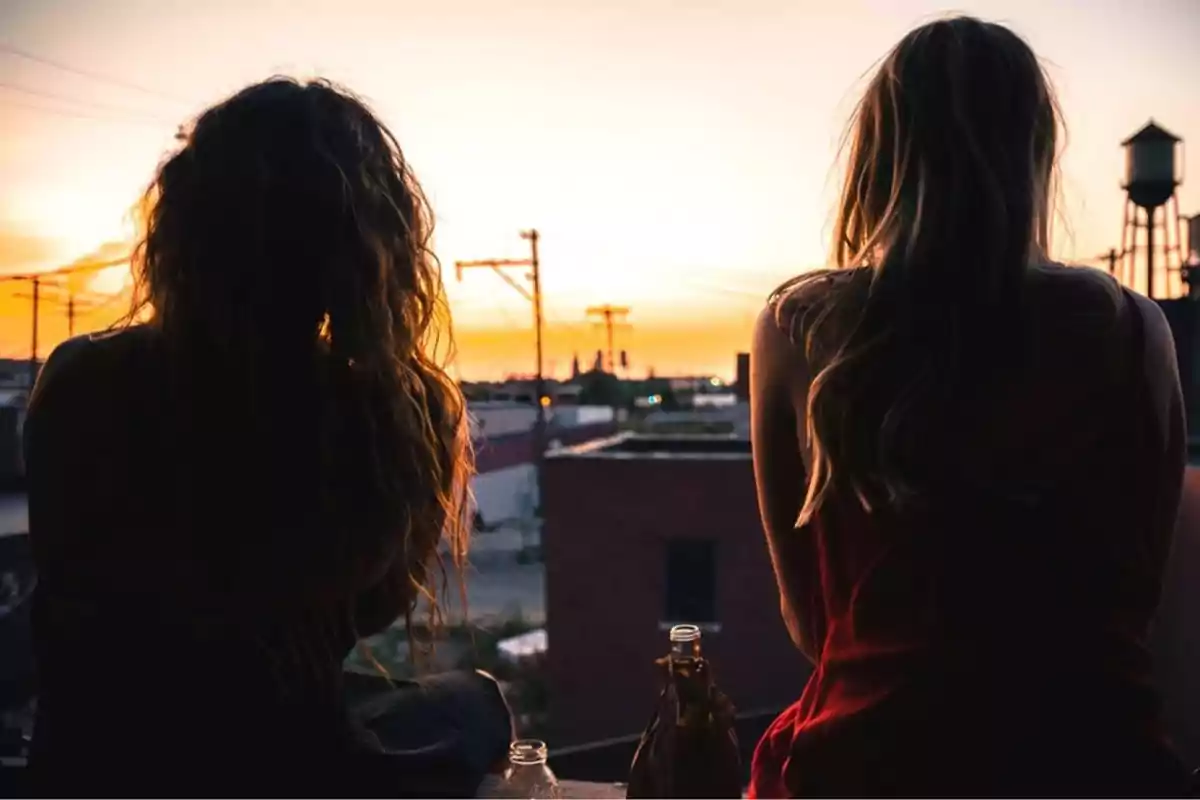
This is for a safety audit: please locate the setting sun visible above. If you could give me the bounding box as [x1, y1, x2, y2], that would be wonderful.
[87, 264, 132, 296]
[13, 189, 133, 268]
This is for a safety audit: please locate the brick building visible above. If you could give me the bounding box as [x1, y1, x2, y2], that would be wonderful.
[542, 433, 810, 746]
[469, 402, 617, 528]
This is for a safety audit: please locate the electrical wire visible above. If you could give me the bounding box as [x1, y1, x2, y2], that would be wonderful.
[677, 277, 773, 299]
[0, 80, 175, 124]
[0, 41, 190, 106]
[0, 94, 168, 127]
[0, 256, 130, 283]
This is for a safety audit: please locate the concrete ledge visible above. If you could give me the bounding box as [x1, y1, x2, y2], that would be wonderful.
[548, 432, 750, 461]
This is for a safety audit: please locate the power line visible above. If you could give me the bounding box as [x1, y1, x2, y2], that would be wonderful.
[0, 41, 190, 106]
[0, 261, 130, 371]
[15, 286, 126, 338]
[0, 80, 174, 124]
[0, 256, 131, 283]
[678, 278, 772, 299]
[0, 94, 169, 127]
[455, 229, 548, 543]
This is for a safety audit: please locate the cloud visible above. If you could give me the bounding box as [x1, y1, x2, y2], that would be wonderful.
[0, 228, 132, 277]
[0, 228, 61, 274]
[62, 239, 134, 271]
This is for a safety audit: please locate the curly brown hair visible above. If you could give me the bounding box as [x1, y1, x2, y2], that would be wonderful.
[128, 77, 473, 639]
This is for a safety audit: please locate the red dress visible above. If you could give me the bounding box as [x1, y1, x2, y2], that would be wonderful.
[749, 284, 1189, 797]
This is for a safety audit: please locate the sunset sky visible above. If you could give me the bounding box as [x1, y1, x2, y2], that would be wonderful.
[1, 0, 1198, 378]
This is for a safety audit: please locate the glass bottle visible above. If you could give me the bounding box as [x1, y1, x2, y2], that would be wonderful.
[667, 624, 712, 733]
[502, 739, 562, 799]
[626, 624, 742, 798]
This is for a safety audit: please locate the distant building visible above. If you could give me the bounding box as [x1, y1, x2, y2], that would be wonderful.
[461, 378, 580, 407]
[0, 360, 36, 488]
[735, 352, 750, 403]
[468, 401, 617, 529]
[0, 359, 37, 391]
[542, 433, 809, 746]
[1158, 299, 1200, 441]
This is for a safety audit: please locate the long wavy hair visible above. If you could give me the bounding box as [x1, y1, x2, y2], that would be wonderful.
[781, 17, 1062, 525]
[128, 78, 473, 636]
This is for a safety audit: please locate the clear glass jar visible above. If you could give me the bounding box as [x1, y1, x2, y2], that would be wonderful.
[502, 739, 561, 799]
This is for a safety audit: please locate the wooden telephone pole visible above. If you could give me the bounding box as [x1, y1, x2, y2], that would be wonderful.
[455, 229, 547, 516]
[585, 304, 631, 373]
[15, 285, 116, 339]
[0, 256, 130, 385]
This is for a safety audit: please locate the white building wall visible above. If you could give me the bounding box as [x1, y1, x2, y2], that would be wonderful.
[472, 464, 538, 527]
[469, 403, 539, 439]
[549, 405, 614, 427]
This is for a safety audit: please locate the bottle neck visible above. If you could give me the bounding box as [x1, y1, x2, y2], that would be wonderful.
[509, 739, 549, 767]
[670, 637, 700, 662]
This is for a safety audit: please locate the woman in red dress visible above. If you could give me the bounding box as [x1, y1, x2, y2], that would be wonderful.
[749, 16, 1190, 797]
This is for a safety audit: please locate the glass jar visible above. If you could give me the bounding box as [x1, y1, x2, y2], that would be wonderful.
[501, 739, 561, 799]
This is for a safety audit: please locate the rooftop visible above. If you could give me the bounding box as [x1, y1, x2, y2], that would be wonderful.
[549, 432, 749, 460]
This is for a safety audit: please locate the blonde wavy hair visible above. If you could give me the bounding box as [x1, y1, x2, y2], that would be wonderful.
[780, 17, 1061, 525]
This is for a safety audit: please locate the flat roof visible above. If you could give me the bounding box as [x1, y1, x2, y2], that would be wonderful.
[547, 432, 750, 461]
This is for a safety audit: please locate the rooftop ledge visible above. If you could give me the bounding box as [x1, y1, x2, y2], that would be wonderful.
[547, 432, 750, 461]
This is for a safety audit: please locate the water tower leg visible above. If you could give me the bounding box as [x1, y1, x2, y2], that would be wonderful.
[1148, 206, 1156, 300]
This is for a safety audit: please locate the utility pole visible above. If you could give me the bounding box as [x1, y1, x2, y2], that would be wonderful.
[1147, 206, 1156, 300]
[0, 256, 130, 388]
[14, 283, 122, 372]
[525, 230, 545, 449]
[585, 304, 631, 373]
[16, 287, 95, 341]
[456, 229, 548, 530]
[30, 276, 39, 386]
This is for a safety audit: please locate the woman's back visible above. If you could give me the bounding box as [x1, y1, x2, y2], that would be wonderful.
[26, 327, 368, 783]
[751, 265, 1187, 796]
[748, 16, 1189, 794]
[24, 77, 477, 794]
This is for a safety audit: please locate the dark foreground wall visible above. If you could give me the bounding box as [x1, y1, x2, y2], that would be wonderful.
[1158, 299, 1200, 440]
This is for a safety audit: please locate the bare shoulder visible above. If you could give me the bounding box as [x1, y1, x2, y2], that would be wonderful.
[30, 326, 157, 412]
[1026, 262, 1125, 314]
[1029, 262, 1169, 341]
[1123, 288, 1173, 340]
[30, 335, 101, 407]
[1124, 289, 1178, 380]
[766, 268, 862, 341]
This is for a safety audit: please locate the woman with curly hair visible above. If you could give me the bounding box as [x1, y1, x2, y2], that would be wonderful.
[24, 78, 508, 796]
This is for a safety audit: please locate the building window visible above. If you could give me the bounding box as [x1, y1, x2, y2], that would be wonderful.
[664, 538, 717, 624]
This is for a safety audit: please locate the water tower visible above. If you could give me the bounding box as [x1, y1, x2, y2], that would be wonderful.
[1120, 121, 1186, 299]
